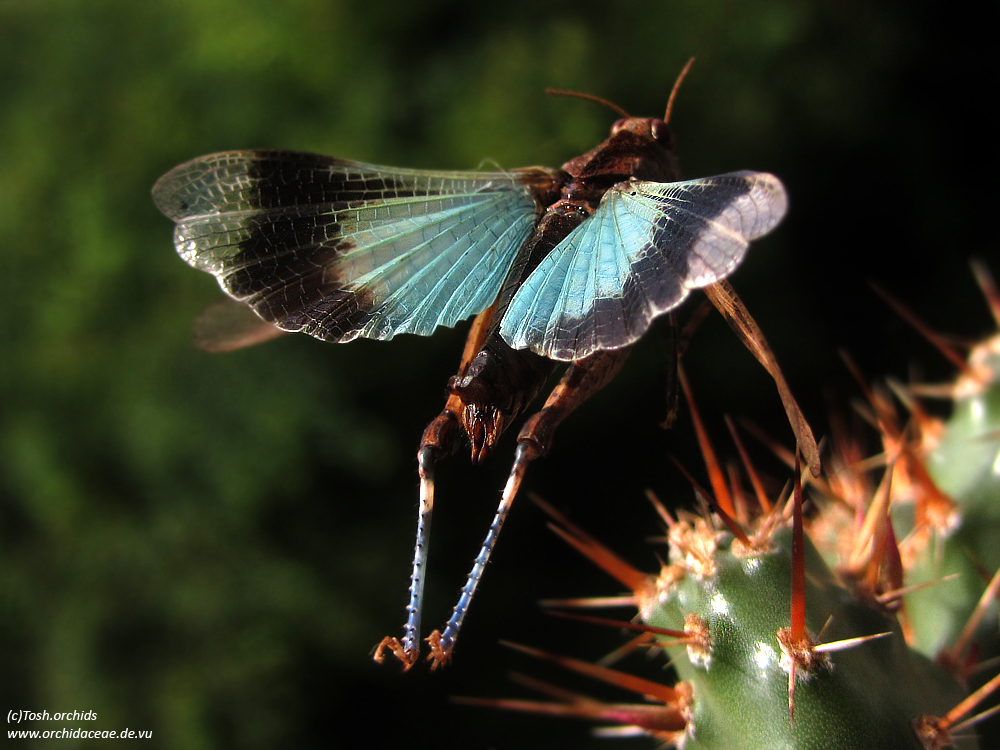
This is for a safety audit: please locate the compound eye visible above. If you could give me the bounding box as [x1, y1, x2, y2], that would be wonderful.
[610, 118, 628, 135]
[650, 119, 674, 147]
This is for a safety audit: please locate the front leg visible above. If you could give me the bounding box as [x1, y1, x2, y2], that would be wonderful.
[374, 307, 503, 669]
[373, 409, 460, 669]
[427, 346, 633, 668]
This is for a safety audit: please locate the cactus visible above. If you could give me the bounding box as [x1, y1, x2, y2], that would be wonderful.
[889, 336, 1000, 662]
[644, 528, 966, 749]
[463, 269, 1000, 749]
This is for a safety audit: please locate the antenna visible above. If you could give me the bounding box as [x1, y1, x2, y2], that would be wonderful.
[545, 88, 631, 119]
[664, 57, 696, 124]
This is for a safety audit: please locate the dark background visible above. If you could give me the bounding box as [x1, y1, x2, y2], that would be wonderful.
[1, 1, 995, 748]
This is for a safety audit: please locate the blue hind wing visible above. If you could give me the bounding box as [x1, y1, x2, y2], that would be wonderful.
[499, 171, 787, 361]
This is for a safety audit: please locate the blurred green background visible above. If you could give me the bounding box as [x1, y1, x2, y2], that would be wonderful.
[1, 1, 994, 748]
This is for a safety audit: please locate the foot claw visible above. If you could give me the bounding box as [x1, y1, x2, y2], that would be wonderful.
[373, 636, 419, 670]
[426, 630, 453, 671]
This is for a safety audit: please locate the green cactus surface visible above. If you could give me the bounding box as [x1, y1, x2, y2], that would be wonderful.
[903, 335, 1000, 659]
[645, 524, 970, 749]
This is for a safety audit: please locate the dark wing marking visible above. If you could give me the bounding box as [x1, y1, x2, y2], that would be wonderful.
[499, 171, 787, 360]
[153, 151, 547, 342]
